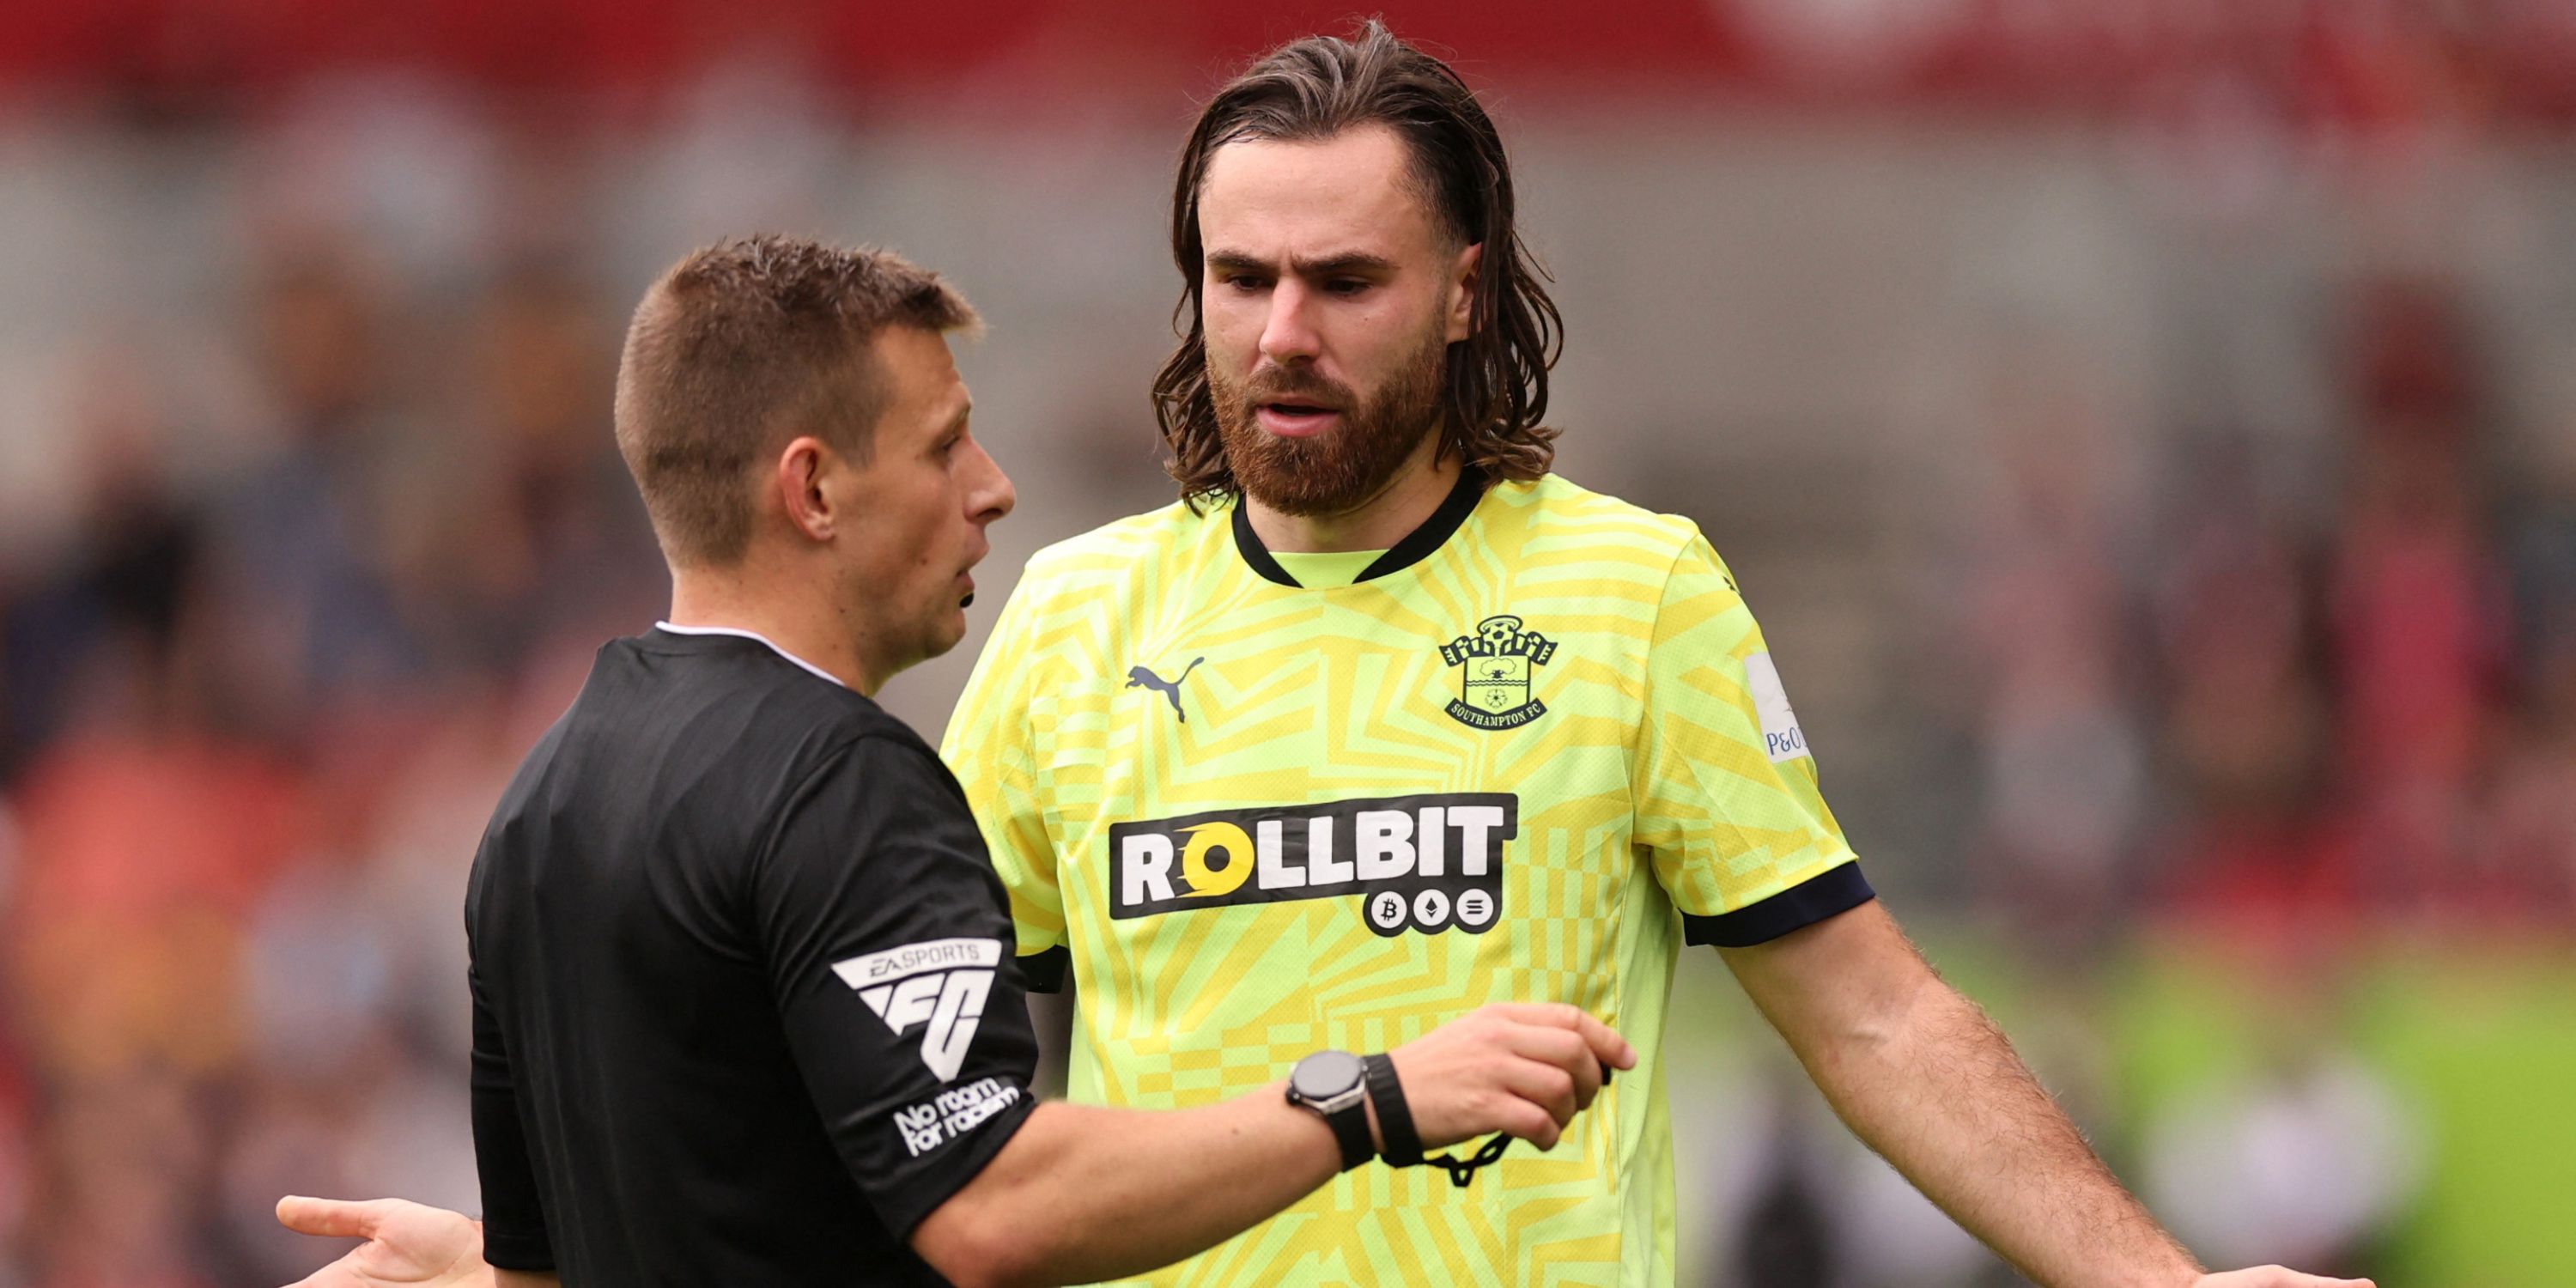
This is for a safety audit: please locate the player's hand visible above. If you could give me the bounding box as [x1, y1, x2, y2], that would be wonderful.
[274, 1196, 492, 1288]
[1384, 1002, 1637, 1151]
[2194, 1269, 2374, 1288]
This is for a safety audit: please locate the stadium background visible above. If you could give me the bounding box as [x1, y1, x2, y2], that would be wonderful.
[0, 1, 2572, 1284]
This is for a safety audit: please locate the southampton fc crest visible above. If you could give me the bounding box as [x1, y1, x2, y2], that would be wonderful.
[1439, 615, 1557, 730]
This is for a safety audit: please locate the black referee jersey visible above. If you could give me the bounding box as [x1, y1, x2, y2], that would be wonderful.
[466, 623, 1042, 1285]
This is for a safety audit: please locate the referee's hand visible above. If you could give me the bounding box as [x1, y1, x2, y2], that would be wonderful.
[273, 1196, 488, 1288]
[1382, 1002, 1637, 1153]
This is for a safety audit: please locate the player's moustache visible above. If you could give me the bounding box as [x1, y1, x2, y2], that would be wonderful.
[1236, 367, 1355, 415]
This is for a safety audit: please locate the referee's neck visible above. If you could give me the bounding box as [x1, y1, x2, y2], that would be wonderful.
[665, 568, 880, 695]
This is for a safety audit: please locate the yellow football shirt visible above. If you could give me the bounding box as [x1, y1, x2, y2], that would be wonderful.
[941, 471, 1868, 1286]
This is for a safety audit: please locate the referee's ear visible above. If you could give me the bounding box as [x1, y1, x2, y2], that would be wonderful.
[775, 434, 846, 545]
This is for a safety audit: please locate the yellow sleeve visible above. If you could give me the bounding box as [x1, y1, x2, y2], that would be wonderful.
[1629, 533, 1869, 946]
[939, 574, 1067, 982]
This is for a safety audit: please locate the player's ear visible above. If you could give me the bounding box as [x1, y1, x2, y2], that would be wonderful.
[1445, 242, 1483, 343]
[775, 435, 840, 544]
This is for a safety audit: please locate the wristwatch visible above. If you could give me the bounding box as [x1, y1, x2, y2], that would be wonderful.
[1285, 1049, 1374, 1171]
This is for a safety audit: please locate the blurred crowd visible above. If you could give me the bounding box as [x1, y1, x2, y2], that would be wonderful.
[1959, 275, 2576, 941]
[0, 234, 667, 1285]
[0, 10, 2573, 1285]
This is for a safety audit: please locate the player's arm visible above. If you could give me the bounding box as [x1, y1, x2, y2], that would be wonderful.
[1718, 901, 2372, 1288]
[911, 1001, 1632, 1288]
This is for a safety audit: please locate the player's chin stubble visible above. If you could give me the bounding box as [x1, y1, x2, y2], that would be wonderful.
[1212, 322, 1449, 518]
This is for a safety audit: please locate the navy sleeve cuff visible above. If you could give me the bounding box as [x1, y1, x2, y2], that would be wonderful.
[1012, 945, 1070, 993]
[1682, 861, 1874, 947]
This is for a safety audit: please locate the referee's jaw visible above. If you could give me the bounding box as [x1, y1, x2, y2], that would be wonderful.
[819, 325, 1015, 690]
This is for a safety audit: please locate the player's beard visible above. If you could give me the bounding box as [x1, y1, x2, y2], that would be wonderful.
[1209, 320, 1449, 518]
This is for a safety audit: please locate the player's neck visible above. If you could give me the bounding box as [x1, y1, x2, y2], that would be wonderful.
[1242, 432, 1460, 554]
[665, 560, 882, 696]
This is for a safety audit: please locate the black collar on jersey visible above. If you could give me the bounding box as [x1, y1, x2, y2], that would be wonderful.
[1230, 465, 1491, 588]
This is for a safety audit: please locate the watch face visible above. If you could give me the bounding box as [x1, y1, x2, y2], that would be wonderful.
[1291, 1049, 1365, 1101]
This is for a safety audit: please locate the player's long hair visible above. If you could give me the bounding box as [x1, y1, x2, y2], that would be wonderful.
[1153, 20, 1564, 507]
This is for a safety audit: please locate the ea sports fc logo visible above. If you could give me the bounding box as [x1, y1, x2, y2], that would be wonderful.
[1441, 615, 1557, 731]
[831, 938, 999, 1083]
[1108, 793, 1518, 937]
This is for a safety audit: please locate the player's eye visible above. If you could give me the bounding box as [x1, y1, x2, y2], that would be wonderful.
[1219, 273, 1268, 293]
[1325, 278, 1370, 296]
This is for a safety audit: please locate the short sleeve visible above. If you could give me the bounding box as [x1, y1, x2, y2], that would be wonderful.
[939, 578, 1070, 992]
[1631, 534, 1873, 946]
[750, 734, 1042, 1238]
[467, 953, 556, 1272]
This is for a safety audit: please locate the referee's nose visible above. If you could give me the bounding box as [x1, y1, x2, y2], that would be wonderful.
[963, 434, 1016, 532]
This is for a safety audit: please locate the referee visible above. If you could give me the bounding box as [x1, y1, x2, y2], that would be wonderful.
[274, 237, 1631, 1288]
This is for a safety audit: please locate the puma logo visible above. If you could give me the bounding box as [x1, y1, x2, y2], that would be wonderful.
[1125, 657, 1206, 723]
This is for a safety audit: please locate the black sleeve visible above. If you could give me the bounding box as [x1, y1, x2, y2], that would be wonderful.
[467, 953, 556, 1272]
[1012, 945, 1071, 993]
[1680, 861, 1876, 948]
[750, 733, 1043, 1239]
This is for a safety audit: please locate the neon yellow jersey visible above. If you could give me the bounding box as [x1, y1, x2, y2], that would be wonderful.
[940, 471, 1868, 1287]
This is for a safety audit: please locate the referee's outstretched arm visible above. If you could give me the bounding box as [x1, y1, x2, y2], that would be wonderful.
[910, 1002, 1631, 1287]
[271, 1005, 1631, 1288]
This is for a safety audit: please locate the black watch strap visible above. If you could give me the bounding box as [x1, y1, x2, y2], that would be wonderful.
[1321, 1091, 1372, 1171]
[1361, 1053, 1424, 1167]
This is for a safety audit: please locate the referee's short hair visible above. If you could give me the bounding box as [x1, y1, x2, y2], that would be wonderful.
[614, 235, 981, 568]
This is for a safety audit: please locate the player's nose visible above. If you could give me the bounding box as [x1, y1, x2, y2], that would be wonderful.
[1257, 280, 1321, 365]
